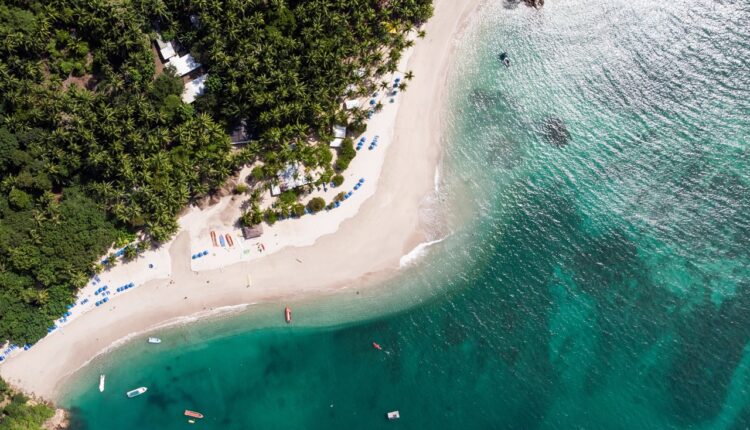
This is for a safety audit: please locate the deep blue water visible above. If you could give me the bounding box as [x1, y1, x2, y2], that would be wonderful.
[65, 0, 750, 428]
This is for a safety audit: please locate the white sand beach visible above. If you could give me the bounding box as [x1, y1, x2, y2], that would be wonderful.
[0, 0, 485, 400]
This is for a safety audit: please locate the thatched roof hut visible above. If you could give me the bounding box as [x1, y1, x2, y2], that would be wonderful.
[242, 226, 263, 239]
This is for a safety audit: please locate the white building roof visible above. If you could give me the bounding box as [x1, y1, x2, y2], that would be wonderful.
[155, 37, 176, 61]
[330, 125, 347, 147]
[333, 125, 347, 138]
[182, 73, 208, 104]
[273, 164, 310, 194]
[167, 54, 201, 77]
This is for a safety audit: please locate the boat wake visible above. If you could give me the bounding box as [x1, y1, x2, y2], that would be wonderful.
[399, 236, 448, 268]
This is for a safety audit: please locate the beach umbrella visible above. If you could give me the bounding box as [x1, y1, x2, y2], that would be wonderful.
[203, 250, 209, 256]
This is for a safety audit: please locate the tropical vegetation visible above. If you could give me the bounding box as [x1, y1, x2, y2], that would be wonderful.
[0, 377, 54, 430]
[0, 0, 432, 344]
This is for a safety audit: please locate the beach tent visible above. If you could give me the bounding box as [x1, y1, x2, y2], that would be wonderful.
[344, 99, 361, 110]
[270, 183, 282, 196]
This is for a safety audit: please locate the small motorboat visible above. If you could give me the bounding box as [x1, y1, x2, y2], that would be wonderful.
[126, 387, 147, 398]
[387, 410, 400, 420]
[373, 342, 382, 351]
[188, 420, 195, 424]
[148, 337, 161, 344]
[219, 235, 226, 247]
[499, 52, 510, 67]
[184, 410, 204, 419]
[99, 374, 106, 392]
[210, 231, 218, 247]
[285, 307, 292, 324]
[225, 234, 234, 247]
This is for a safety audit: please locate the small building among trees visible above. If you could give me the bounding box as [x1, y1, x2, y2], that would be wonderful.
[242, 226, 263, 240]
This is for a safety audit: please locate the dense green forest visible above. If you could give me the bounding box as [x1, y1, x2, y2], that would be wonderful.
[0, 0, 432, 344]
[0, 377, 54, 429]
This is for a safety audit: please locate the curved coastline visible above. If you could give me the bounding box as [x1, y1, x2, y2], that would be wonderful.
[0, 0, 485, 401]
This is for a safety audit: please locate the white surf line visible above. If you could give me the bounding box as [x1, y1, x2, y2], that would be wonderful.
[399, 236, 449, 268]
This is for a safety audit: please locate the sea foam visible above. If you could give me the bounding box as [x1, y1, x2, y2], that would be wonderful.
[399, 236, 448, 268]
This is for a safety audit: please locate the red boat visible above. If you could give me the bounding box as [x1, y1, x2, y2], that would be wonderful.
[210, 231, 218, 247]
[184, 410, 204, 419]
[373, 342, 382, 350]
[285, 307, 292, 324]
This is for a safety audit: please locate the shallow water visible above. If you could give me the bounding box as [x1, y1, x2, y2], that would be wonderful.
[65, 0, 750, 428]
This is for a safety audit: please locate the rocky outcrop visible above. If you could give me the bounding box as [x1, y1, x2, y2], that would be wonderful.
[542, 117, 571, 148]
[42, 408, 69, 429]
[524, 0, 544, 8]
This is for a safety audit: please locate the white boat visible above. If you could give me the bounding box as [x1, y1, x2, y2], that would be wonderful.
[126, 387, 147, 398]
[99, 374, 105, 392]
[387, 410, 400, 420]
[147, 337, 161, 344]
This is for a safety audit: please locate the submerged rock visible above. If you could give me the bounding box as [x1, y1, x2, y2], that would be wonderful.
[543, 117, 571, 148]
[503, 0, 544, 8]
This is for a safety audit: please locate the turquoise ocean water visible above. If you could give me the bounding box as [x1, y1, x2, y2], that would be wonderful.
[64, 0, 750, 428]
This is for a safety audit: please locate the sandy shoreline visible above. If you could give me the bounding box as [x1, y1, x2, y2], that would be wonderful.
[0, 0, 484, 401]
